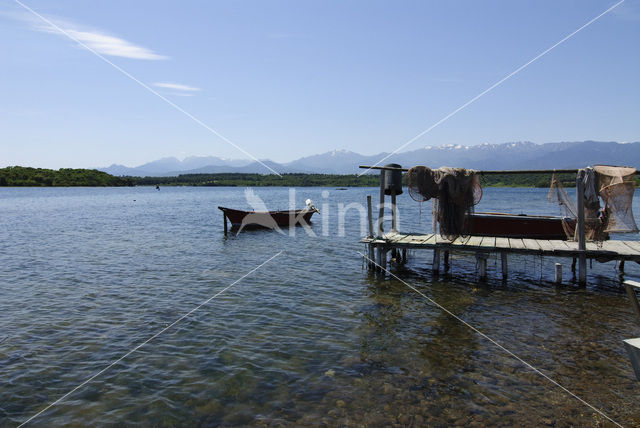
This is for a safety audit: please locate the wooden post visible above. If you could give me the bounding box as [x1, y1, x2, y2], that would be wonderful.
[375, 244, 382, 272]
[223, 212, 228, 236]
[378, 172, 385, 236]
[368, 244, 375, 270]
[501, 252, 508, 280]
[402, 248, 407, 264]
[555, 263, 562, 284]
[391, 190, 398, 232]
[433, 249, 440, 273]
[367, 195, 374, 238]
[444, 251, 450, 272]
[477, 253, 488, 281]
[576, 169, 587, 285]
[381, 247, 387, 272]
[620, 259, 625, 273]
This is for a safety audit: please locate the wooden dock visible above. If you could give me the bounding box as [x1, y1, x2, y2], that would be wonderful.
[363, 232, 640, 260]
[362, 232, 640, 280]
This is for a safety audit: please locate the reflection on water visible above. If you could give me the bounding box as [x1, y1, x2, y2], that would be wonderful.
[1, 186, 640, 426]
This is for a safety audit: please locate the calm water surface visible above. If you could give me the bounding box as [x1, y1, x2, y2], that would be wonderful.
[1, 186, 640, 427]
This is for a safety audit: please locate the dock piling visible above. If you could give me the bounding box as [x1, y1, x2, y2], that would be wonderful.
[381, 247, 387, 272]
[554, 263, 562, 284]
[391, 190, 398, 232]
[576, 169, 587, 285]
[433, 249, 440, 273]
[378, 173, 385, 236]
[444, 251, 450, 272]
[501, 252, 508, 280]
[367, 195, 374, 238]
[477, 253, 488, 281]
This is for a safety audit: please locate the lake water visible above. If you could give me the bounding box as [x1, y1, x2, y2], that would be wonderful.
[1, 186, 640, 427]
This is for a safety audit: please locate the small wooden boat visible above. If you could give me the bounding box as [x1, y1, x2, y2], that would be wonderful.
[467, 212, 575, 240]
[219, 206, 319, 231]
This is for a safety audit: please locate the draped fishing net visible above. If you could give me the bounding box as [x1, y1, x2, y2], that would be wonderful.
[407, 166, 481, 239]
[548, 165, 638, 241]
[594, 165, 638, 234]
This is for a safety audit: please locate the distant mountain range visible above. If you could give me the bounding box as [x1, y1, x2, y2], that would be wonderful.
[99, 141, 640, 176]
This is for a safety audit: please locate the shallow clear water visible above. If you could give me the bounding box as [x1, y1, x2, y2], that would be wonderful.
[1, 186, 640, 427]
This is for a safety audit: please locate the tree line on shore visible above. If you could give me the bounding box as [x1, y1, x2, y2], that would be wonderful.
[0, 166, 581, 188]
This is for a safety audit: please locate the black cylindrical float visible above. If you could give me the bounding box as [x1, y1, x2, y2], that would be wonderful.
[384, 163, 403, 195]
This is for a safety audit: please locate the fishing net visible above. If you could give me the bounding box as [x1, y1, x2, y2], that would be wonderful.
[594, 165, 638, 233]
[407, 166, 481, 239]
[548, 165, 638, 241]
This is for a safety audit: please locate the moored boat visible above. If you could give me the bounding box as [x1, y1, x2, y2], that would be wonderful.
[218, 205, 318, 231]
[467, 212, 576, 240]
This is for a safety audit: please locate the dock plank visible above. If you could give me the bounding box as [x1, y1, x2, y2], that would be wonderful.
[607, 240, 640, 257]
[386, 233, 409, 243]
[450, 236, 467, 246]
[537, 240, 555, 252]
[466, 236, 483, 248]
[508, 238, 526, 251]
[522, 238, 542, 252]
[421, 234, 437, 245]
[552, 240, 572, 250]
[480, 236, 496, 248]
[621, 240, 640, 253]
[495, 237, 510, 250]
[603, 241, 634, 256]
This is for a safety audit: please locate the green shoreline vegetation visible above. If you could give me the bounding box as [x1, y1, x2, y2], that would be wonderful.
[0, 166, 582, 188]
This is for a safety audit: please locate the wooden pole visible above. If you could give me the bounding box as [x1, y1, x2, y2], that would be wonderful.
[576, 169, 587, 285]
[391, 190, 398, 232]
[477, 253, 488, 281]
[367, 195, 374, 238]
[381, 247, 387, 272]
[555, 263, 562, 284]
[432, 249, 440, 273]
[444, 251, 450, 272]
[378, 173, 385, 236]
[501, 252, 508, 280]
[402, 248, 407, 264]
[368, 244, 375, 270]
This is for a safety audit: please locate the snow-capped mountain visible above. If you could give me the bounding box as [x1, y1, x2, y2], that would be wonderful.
[98, 141, 640, 176]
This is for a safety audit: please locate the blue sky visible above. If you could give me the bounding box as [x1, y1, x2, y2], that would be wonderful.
[1, 0, 638, 168]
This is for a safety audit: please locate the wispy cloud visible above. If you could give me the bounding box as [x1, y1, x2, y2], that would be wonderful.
[11, 9, 166, 60]
[153, 82, 201, 92]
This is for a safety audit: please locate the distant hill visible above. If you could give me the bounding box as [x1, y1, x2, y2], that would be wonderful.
[98, 141, 640, 176]
[0, 166, 134, 186]
[101, 155, 251, 177]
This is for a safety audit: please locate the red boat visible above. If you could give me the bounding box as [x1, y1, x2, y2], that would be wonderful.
[219, 206, 319, 231]
[467, 212, 575, 240]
